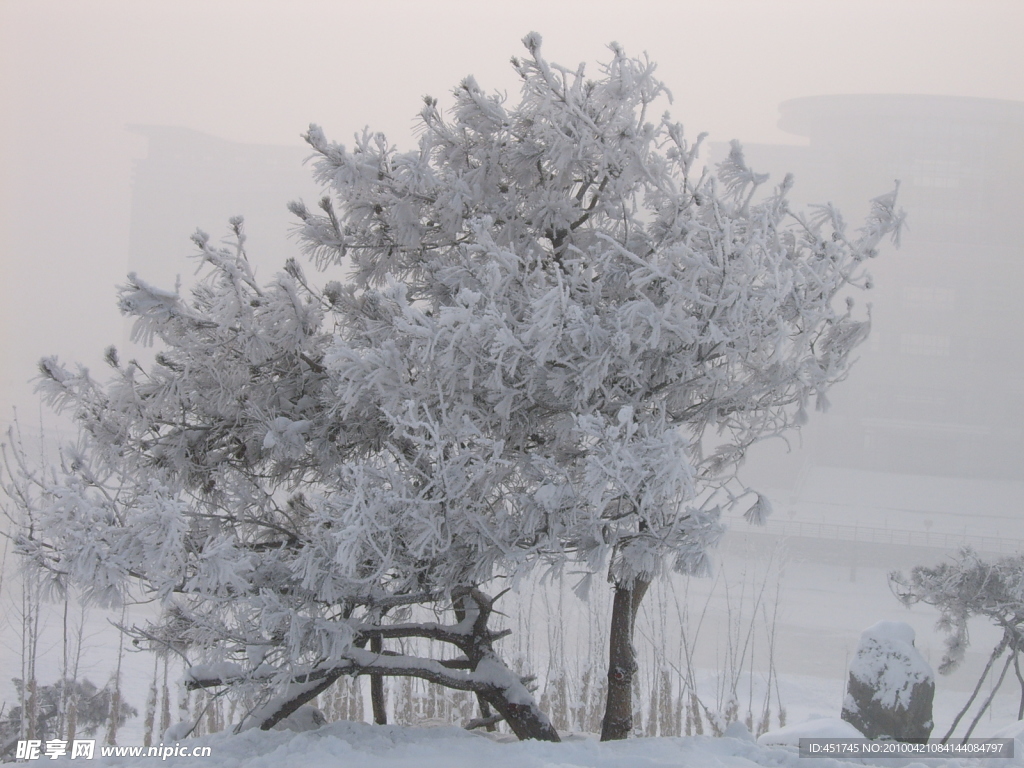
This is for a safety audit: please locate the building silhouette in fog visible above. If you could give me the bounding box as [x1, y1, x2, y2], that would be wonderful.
[127, 125, 321, 288]
[129, 101, 1024, 483]
[729, 95, 1024, 481]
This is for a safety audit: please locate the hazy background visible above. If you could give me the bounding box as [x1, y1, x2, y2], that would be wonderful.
[2, 0, 1024, 740]
[3, 0, 1023, 422]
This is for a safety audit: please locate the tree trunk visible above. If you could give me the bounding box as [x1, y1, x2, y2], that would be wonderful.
[261, 652, 562, 741]
[453, 589, 560, 742]
[478, 681, 560, 742]
[475, 695, 497, 731]
[941, 635, 1007, 743]
[255, 669, 345, 731]
[601, 577, 651, 741]
[209, 588, 560, 741]
[369, 636, 387, 725]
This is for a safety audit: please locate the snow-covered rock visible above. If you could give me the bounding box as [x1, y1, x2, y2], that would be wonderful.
[723, 720, 756, 742]
[841, 620, 934, 741]
[162, 721, 194, 741]
[272, 705, 327, 732]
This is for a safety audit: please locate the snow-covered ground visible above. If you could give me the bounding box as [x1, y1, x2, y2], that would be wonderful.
[9, 584, 1024, 767]
[31, 718, 1024, 768]
[6, 467, 1024, 763]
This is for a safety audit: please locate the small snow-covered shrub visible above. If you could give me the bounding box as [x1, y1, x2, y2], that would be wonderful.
[892, 548, 1024, 741]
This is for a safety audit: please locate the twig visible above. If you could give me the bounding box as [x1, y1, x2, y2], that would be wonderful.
[963, 650, 1014, 741]
[942, 635, 1008, 743]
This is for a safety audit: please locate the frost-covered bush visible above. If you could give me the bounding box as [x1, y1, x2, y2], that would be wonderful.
[892, 550, 1024, 674]
[4, 33, 901, 739]
[892, 548, 1024, 740]
[0, 678, 136, 759]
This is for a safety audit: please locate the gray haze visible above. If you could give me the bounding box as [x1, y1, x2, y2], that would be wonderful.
[3, 0, 1023, 427]
[2, 0, 1024, 738]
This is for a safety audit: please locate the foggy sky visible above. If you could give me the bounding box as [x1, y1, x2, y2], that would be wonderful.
[2, 0, 1024, 724]
[2, 0, 1022, 427]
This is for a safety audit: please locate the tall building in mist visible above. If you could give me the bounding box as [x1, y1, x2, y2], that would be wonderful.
[731, 95, 1024, 481]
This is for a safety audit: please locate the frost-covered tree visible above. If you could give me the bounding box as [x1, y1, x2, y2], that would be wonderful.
[892, 549, 1024, 741]
[294, 33, 900, 739]
[0, 678, 136, 760]
[5, 33, 901, 741]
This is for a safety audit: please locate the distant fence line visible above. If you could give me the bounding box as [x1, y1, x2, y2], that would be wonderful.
[728, 518, 1023, 556]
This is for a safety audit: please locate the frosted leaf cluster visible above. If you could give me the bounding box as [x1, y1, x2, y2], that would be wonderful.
[892, 548, 1024, 674]
[7, 34, 901, 691]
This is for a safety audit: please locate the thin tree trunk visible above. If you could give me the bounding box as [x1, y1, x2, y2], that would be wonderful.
[105, 605, 127, 746]
[23, 578, 40, 742]
[1013, 652, 1024, 720]
[475, 695, 497, 732]
[58, 597, 69, 739]
[144, 654, 159, 747]
[160, 656, 171, 737]
[369, 636, 387, 725]
[65, 600, 86, 744]
[963, 651, 1013, 741]
[942, 635, 1007, 743]
[601, 576, 651, 741]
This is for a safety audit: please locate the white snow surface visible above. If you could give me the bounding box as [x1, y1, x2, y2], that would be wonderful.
[42, 720, 1021, 768]
[992, 720, 1024, 741]
[862, 621, 918, 649]
[846, 620, 933, 710]
[992, 720, 1024, 759]
[757, 717, 864, 746]
[184, 662, 246, 683]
